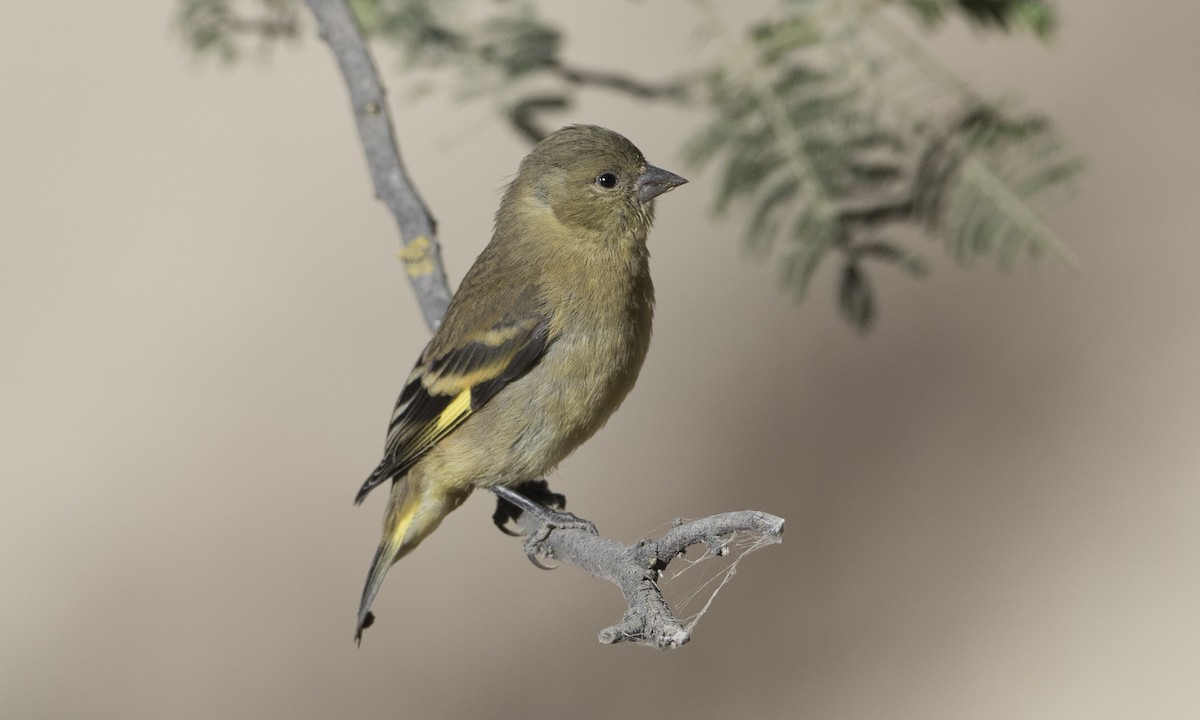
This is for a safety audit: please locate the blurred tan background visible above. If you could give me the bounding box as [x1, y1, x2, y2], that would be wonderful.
[3, 1, 1199, 718]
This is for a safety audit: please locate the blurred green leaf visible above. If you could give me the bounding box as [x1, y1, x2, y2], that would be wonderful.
[176, 0, 1076, 331]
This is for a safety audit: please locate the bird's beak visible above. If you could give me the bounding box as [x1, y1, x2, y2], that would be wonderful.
[635, 164, 688, 203]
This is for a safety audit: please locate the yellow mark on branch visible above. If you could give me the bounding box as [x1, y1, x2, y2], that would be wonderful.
[398, 236, 436, 277]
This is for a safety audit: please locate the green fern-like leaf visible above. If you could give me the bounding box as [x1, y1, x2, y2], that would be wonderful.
[838, 261, 874, 330]
[919, 107, 1081, 269]
[687, 2, 1075, 329]
[904, 0, 1058, 37]
[175, 0, 299, 63]
[175, 0, 241, 62]
[780, 211, 838, 301]
[176, 0, 1077, 331]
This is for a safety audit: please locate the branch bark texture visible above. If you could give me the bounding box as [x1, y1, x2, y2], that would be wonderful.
[304, 0, 784, 649]
[304, 0, 452, 329]
[512, 509, 784, 649]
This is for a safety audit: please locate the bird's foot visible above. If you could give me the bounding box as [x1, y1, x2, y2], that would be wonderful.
[491, 479, 567, 536]
[491, 484, 597, 569]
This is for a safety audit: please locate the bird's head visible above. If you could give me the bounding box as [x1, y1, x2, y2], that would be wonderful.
[510, 125, 687, 237]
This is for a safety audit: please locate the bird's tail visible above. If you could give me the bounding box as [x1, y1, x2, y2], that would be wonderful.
[355, 476, 464, 643]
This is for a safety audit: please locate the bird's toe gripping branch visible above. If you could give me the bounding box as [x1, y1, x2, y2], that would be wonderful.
[490, 479, 568, 535]
[491, 484, 598, 569]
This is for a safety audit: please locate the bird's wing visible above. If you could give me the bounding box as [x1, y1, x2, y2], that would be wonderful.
[354, 295, 551, 505]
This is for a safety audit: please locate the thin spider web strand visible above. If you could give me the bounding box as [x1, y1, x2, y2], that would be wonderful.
[652, 531, 779, 634]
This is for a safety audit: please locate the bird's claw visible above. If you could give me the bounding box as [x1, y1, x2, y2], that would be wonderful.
[521, 506, 598, 570]
[491, 479, 567, 536]
[524, 541, 557, 570]
[534, 508, 598, 537]
[491, 483, 596, 569]
[492, 501, 524, 536]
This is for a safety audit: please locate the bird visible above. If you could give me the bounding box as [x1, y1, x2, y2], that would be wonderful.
[353, 124, 686, 642]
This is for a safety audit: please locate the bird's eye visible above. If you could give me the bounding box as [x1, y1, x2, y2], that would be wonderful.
[595, 172, 618, 189]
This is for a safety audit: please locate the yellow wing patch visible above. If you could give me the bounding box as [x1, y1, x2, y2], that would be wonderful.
[434, 389, 473, 434]
[403, 388, 473, 461]
[356, 309, 550, 505]
[422, 361, 508, 397]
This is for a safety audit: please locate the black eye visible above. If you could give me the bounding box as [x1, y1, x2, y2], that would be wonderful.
[595, 172, 618, 189]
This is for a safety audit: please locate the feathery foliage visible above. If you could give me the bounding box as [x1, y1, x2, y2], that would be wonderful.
[174, 0, 1076, 330]
[684, 1, 1078, 328]
[175, 0, 299, 62]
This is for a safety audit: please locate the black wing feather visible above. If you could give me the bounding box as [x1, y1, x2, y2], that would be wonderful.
[354, 314, 551, 504]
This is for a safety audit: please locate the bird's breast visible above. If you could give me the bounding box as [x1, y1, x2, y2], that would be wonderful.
[428, 247, 654, 489]
[536, 258, 653, 446]
[482, 259, 654, 484]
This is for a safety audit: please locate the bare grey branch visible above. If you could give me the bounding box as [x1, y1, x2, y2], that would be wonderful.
[510, 508, 785, 650]
[304, 0, 452, 329]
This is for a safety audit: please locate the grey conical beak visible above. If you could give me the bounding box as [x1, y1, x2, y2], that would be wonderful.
[635, 164, 688, 203]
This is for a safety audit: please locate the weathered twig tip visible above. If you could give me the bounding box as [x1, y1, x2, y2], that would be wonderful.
[756, 512, 786, 538]
[599, 616, 690, 649]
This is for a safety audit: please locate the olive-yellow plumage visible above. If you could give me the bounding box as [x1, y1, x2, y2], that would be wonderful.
[353, 125, 686, 641]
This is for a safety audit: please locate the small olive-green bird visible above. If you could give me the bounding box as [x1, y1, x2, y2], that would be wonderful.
[353, 125, 686, 641]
